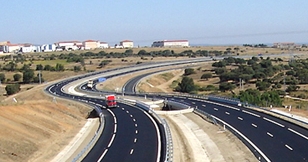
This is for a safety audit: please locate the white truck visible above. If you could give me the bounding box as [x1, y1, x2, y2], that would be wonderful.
[87, 80, 94, 89]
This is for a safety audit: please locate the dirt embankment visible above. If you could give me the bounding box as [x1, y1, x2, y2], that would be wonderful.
[0, 85, 91, 162]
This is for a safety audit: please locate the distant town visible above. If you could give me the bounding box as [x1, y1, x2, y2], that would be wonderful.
[0, 39, 190, 54]
[0, 39, 304, 54]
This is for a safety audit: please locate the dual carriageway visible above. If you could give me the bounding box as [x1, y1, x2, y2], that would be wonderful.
[47, 56, 308, 162]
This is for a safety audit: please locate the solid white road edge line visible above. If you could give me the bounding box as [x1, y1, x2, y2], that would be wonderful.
[211, 115, 271, 162]
[142, 109, 161, 162]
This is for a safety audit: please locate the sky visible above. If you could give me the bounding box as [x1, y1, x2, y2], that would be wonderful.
[1, 0, 308, 46]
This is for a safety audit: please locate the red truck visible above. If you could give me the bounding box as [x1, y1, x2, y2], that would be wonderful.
[105, 95, 117, 108]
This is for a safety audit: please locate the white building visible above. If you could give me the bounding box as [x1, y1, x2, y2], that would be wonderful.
[21, 44, 41, 53]
[98, 42, 109, 48]
[152, 40, 189, 47]
[41, 44, 56, 52]
[120, 40, 133, 48]
[55, 41, 80, 51]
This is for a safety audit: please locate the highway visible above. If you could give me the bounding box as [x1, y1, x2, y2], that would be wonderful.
[47, 76, 160, 162]
[46, 54, 308, 161]
[122, 71, 308, 162]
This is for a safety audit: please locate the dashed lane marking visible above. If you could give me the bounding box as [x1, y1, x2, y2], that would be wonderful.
[288, 128, 308, 140]
[242, 110, 260, 118]
[285, 144, 293, 151]
[252, 123, 258, 128]
[267, 132, 273, 138]
[263, 117, 285, 128]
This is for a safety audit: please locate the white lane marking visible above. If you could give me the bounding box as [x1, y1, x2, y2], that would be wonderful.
[288, 128, 308, 140]
[242, 110, 260, 118]
[114, 124, 117, 133]
[238, 117, 243, 121]
[202, 104, 206, 107]
[114, 117, 117, 124]
[267, 132, 274, 137]
[252, 123, 258, 128]
[285, 144, 293, 151]
[192, 102, 195, 104]
[135, 124, 138, 127]
[98, 109, 118, 162]
[130, 149, 134, 154]
[122, 108, 124, 110]
[134, 138, 137, 143]
[133, 118, 136, 122]
[135, 130, 138, 134]
[97, 149, 108, 162]
[214, 108, 218, 111]
[263, 117, 285, 127]
[225, 112, 230, 115]
[126, 110, 129, 114]
[130, 114, 133, 118]
[108, 133, 116, 148]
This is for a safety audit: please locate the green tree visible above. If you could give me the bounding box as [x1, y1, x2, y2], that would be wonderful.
[23, 69, 34, 83]
[219, 82, 236, 92]
[36, 64, 43, 70]
[44, 64, 52, 71]
[184, 68, 195, 76]
[201, 73, 212, 80]
[5, 84, 20, 95]
[286, 85, 300, 92]
[13, 73, 22, 82]
[55, 63, 64, 71]
[0, 73, 5, 82]
[176, 77, 195, 93]
[137, 50, 147, 55]
[256, 81, 271, 91]
[74, 66, 81, 72]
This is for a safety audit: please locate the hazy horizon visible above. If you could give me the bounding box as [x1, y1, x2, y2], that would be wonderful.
[1, 1, 308, 46]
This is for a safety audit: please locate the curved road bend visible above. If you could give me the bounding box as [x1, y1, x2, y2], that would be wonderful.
[123, 73, 308, 162]
[173, 97, 308, 162]
[47, 81, 160, 162]
[83, 102, 160, 162]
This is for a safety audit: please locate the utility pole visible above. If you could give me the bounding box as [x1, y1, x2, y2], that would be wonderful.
[239, 78, 242, 90]
[38, 71, 41, 84]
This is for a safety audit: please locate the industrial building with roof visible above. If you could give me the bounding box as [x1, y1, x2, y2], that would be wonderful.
[152, 40, 189, 47]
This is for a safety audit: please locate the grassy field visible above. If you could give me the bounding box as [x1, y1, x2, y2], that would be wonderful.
[3, 45, 307, 57]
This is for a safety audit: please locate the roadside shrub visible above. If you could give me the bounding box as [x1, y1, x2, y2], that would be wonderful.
[5, 84, 21, 95]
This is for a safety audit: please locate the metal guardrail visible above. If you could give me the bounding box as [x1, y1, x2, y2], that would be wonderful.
[132, 100, 174, 162]
[194, 108, 270, 162]
[72, 105, 104, 162]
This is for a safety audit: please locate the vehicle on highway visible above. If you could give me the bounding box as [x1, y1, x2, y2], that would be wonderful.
[87, 80, 94, 89]
[105, 94, 117, 108]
